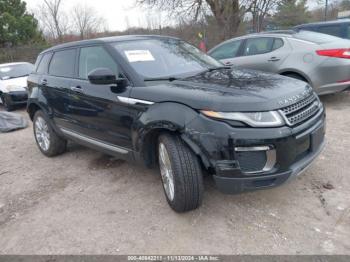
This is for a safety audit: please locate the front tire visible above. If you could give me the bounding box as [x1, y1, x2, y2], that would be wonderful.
[158, 134, 203, 212]
[33, 110, 67, 157]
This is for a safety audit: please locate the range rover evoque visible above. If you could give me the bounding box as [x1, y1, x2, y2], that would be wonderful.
[27, 35, 326, 212]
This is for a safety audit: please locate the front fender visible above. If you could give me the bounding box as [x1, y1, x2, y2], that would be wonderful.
[133, 102, 199, 152]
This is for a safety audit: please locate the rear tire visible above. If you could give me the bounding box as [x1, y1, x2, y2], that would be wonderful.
[33, 110, 67, 157]
[158, 133, 203, 212]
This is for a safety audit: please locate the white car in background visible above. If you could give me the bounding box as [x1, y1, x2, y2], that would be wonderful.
[0, 62, 34, 111]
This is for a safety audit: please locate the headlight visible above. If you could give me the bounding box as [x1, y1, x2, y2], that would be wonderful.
[4, 85, 24, 92]
[201, 110, 285, 127]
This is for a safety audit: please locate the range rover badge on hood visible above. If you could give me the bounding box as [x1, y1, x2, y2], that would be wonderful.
[278, 86, 313, 107]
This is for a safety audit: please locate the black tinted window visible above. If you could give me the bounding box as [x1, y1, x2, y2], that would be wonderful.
[317, 25, 342, 37]
[210, 40, 242, 60]
[244, 37, 274, 56]
[79, 46, 118, 79]
[49, 49, 76, 77]
[37, 53, 52, 74]
[294, 30, 341, 43]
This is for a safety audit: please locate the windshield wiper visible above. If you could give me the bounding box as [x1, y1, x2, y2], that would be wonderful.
[196, 66, 232, 75]
[207, 66, 232, 72]
[144, 77, 179, 82]
[5, 74, 29, 79]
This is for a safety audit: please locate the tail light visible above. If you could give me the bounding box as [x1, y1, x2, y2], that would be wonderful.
[316, 48, 350, 59]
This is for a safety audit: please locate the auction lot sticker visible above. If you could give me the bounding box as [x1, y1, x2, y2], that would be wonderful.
[125, 50, 155, 62]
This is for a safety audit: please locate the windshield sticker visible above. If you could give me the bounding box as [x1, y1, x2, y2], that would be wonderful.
[0, 67, 11, 73]
[124, 50, 155, 62]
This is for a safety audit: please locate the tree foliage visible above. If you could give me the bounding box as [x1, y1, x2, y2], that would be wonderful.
[273, 0, 310, 28]
[0, 0, 44, 46]
[137, 0, 254, 40]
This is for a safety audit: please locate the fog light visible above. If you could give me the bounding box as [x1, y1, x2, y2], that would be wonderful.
[234, 146, 276, 174]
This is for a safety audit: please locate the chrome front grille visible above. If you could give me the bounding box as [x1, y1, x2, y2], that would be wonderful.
[279, 93, 321, 126]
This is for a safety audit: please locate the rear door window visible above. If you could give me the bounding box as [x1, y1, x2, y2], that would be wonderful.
[243, 37, 274, 56]
[317, 25, 342, 37]
[272, 38, 284, 50]
[209, 40, 242, 60]
[37, 53, 52, 74]
[49, 49, 77, 78]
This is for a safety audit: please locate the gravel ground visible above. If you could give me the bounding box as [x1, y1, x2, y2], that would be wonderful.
[0, 92, 349, 255]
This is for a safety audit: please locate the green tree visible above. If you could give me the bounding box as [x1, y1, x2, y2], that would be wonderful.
[0, 0, 44, 46]
[339, 0, 350, 11]
[273, 0, 310, 28]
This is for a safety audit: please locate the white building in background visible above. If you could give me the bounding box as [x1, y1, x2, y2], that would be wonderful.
[338, 10, 350, 19]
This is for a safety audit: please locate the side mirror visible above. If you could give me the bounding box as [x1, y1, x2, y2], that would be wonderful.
[88, 68, 117, 85]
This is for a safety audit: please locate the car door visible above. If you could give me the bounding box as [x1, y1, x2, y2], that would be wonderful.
[209, 40, 243, 66]
[62, 45, 134, 150]
[44, 48, 76, 129]
[235, 37, 291, 73]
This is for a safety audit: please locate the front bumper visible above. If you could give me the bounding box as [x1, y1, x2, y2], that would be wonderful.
[213, 138, 325, 194]
[2, 91, 28, 105]
[185, 108, 326, 194]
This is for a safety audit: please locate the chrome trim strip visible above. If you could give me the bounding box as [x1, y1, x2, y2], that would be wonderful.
[235, 146, 276, 174]
[235, 146, 270, 152]
[117, 96, 154, 105]
[59, 127, 129, 154]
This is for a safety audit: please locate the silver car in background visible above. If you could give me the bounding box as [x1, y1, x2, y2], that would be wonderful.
[208, 30, 350, 95]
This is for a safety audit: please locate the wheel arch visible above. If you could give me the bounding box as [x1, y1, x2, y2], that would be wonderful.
[279, 69, 311, 84]
[27, 102, 42, 120]
[134, 102, 210, 169]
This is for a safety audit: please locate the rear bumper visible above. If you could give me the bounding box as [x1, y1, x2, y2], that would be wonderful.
[316, 81, 350, 95]
[3, 91, 28, 105]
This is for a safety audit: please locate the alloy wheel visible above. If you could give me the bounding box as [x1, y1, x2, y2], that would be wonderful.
[35, 116, 50, 151]
[158, 142, 175, 201]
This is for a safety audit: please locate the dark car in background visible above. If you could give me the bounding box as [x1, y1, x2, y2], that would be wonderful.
[27, 35, 325, 212]
[294, 19, 350, 39]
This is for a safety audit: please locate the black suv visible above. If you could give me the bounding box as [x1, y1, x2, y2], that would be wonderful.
[294, 19, 350, 39]
[27, 35, 325, 212]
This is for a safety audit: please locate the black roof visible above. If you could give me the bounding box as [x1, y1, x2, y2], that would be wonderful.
[294, 19, 350, 28]
[41, 34, 180, 54]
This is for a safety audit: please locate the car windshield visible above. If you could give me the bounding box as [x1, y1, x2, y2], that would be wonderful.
[0, 63, 34, 80]
[293, 30, 342, 44]
[112, 38, 222, 79]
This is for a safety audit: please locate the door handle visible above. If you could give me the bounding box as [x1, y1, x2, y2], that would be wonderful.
[41, 79, 48, 86]
[268, 57, 280, 62]
[224, 61, 233, 66]
[69, 86, 84, 93]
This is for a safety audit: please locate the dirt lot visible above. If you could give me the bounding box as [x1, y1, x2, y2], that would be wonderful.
[0, 92, 349, 255]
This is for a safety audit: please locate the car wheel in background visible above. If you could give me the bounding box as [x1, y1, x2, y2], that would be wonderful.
[283, 73, 307, 83]
[1, 94, 14, 111]
[33, 110, 67, 157]
[158, 133, 203, 212]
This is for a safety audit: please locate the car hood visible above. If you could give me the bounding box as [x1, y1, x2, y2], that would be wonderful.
[132, 68, 313, 112]
[0, 76, 28, 92]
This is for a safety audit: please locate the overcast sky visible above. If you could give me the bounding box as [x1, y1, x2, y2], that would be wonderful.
[24, 0, 321, 32]
[24, 0, 155, 31]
